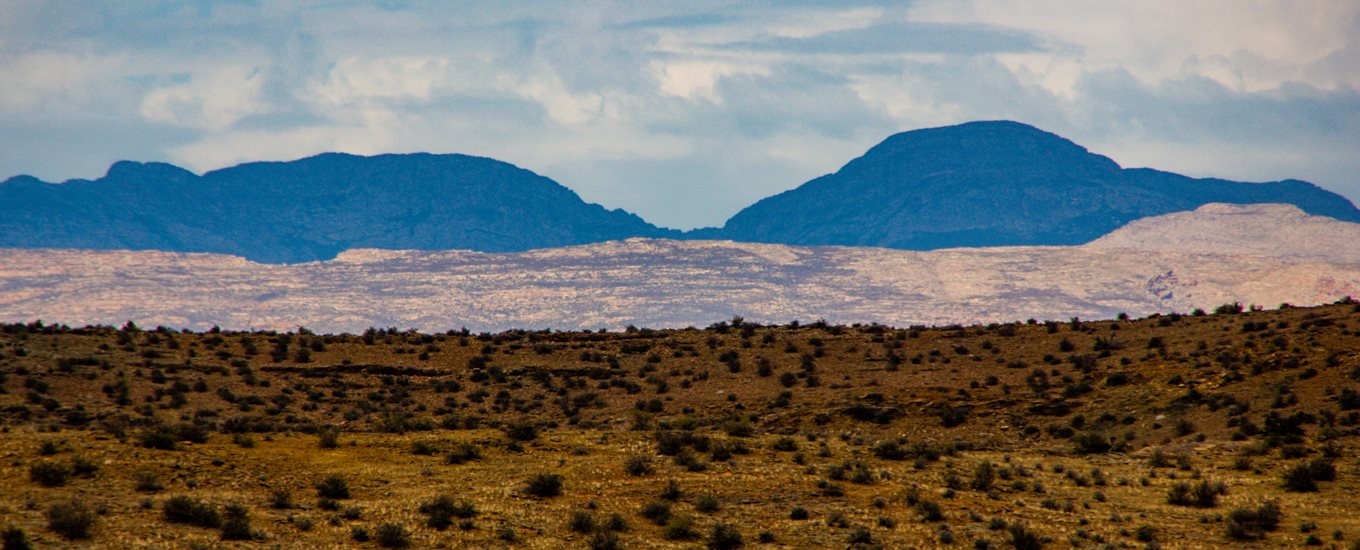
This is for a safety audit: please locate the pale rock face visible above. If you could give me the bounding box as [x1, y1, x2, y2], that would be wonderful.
[1088, 203, 1360, 263]
[0, 204, 1355, 333]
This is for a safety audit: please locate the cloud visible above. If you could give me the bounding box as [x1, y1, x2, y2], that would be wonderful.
[721, 21, 1045, 55]
[140, 65, 270, 130]
[0, 0, 1357, 229]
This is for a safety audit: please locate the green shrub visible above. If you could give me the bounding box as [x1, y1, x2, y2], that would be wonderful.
[695, 494, 721, 513]
[1282, 464, 1318, 492]
[410, 440, 438, 455]
[642, 501, 672, 525]
[269, 488, 294, 509]
[1226, 501, 1282, 541]
[46, 499, 97, 540]
[971, 460, 995, 491]
[70, 456, 99, 478]
[1007, 522, 1044, 550]
[444, 443, 481, 464]
[504, 421, 538, 441]
[708, 523, 743, 549]
[3, 525, 32, 550]
[568, 510, 597, 533]
[524, 473, 563, 497]
[419, 495, 475, 530]
[374, 523, 410, 548]
[664, 515, 697, 540]
[660, 480, 683, 501]
[588, 530, 622, 550]
[29, 461, 72, 487]
[315, 475, 351, 499]
[134, 471, 164, 493]
[1167, 480, 1222, 507]
[163, 496, 220, 527]
[1072, 431, 1113, 454]
[624, 454, 654, 476]
[219, 505, 256, 541]
[916, 499, 944, 522]
[317, 427, 340, 449]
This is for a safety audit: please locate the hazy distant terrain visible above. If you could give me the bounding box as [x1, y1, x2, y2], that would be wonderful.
[2, 204, 1355, 333]
[2, 122, 1355, 263]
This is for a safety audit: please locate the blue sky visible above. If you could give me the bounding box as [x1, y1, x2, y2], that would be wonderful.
[1, 0, 1357, 229]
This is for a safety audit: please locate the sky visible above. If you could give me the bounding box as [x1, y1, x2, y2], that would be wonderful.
[1, 1, 1358, 230]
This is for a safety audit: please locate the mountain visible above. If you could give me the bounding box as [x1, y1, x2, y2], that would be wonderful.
[2, 121, 1357, 261]
[2, 204, 1355, 333]
[0, 153, 674, 263]
[712, 120, 1360, 248]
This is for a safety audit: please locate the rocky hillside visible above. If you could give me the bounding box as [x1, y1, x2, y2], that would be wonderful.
[1, 204, 1355, 333]
[0, 153, 674, 263]
[711, 121, 1360, 248]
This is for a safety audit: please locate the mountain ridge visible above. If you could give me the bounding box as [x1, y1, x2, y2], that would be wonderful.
[713, 120, 1360, 249]
[2, 121, 1356, 262]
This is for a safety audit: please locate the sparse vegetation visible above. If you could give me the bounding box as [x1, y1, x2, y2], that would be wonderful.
[0, 303, 1354, 547]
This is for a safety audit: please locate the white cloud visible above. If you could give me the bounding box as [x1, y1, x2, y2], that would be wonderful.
[908, 0, 1360, 91]
[140, 65, 270, 130]
[1, 1, 1357, 227]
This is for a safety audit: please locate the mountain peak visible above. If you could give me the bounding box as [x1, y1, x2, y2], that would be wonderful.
[719, 121, 1359, 248]
[105, 160, 196, 181]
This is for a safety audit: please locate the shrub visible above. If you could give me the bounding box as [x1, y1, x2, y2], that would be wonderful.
[46, 499, 97, 540]
[419, 495, 475, 530]
[568, 511, 597, 533]
[916, 499, 944, 522]
[660, 480, 683, 501]
[132, 471, 164, 493]
[971, 460, 996, 491]
[317, 427, 340, 449]
[1306, 458, 1337, 482]
[504, 421, 538, 442]
[790, 506, 809, 520]
[588, 530, 622, 550]
[410, 440, 438, 455]
[1072, 432, 1113, 454]
[709, 522, 743, 549]
[1007, 522, 1044, 550]
[350, 526, 370, 542]
[2, 525, 31, 550]
[664, 515, 697, 540]
[624, 454, 654, 476]
[444, 442, 481, 464]
[219, 505, 256, 541]
[695, 494, 721, 513]
[642, 501, 672, 525]
[375, 523, 410, 548]
[524, 473, 563, 498]
[1282, 464, 1318, 492]
[1167, 480, 1221, 507]
[163, 496, 221, 527]
[269, 488, 294, 509]
[316, 475, 351, 499]
[70, 455, 99, 478]
[1226, 501, 1282, 540]
[29, 461, 72, 487]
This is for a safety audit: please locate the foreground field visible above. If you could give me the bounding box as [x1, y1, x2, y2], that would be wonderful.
[1, 302, 1358, 548]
